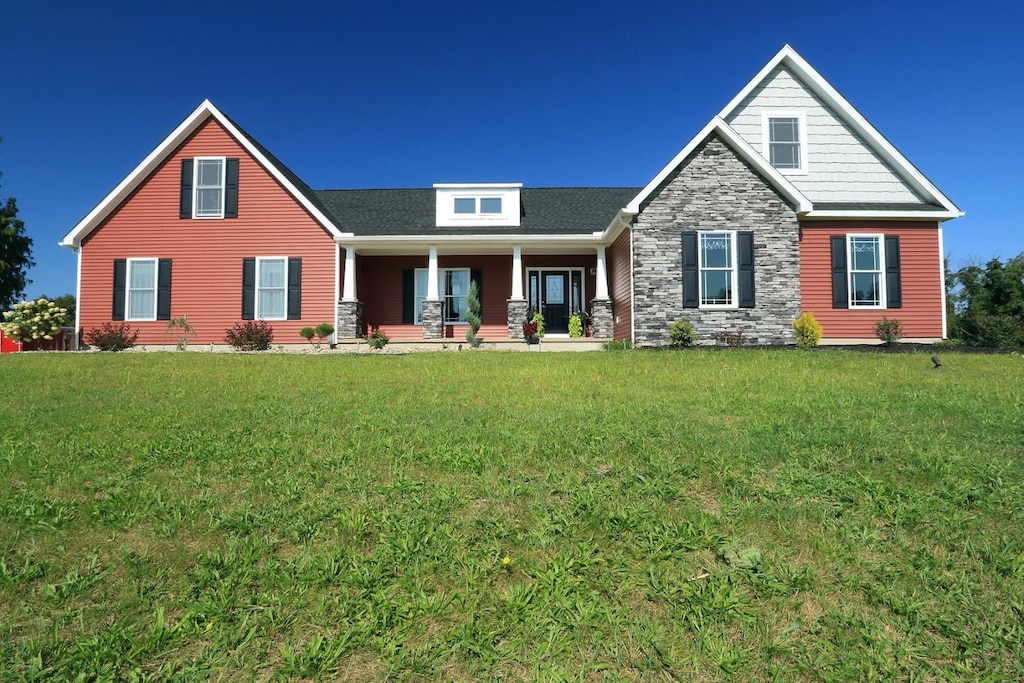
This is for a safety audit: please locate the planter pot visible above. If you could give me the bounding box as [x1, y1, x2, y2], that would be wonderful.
[525, 336, 539, 345]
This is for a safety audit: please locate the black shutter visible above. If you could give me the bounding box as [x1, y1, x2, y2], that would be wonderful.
[225, 158, 239, 218]
[737, 232, 755, 308]
[180, 159, 194, 218]
[287, 258, 302, 320]
[112, 260, 126, 320]
[681, 231, 699, 308]
[402, 269, 414, 324]
[242, 258, 256, 320]
[885, 236, 902, 309]
[830, 236, 848, 309]
[471, 268, 483, 321]
[157, 259, 172, 320]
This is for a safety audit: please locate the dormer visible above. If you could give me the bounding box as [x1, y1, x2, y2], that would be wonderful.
[434, 183, 522, 227]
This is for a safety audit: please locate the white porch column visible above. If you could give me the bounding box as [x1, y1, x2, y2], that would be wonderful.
[427, 246, 440, 299]
[595, 246, 609, 299]
[511, 246, 524, 299]
[343, 247, 357, 301]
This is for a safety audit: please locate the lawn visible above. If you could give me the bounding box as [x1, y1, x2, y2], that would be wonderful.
[0, 350, 1022, 681]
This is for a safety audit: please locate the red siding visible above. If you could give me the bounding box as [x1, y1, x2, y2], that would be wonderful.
[607, 227, 632, 340]
[80, 118, 336, 346]
[799, 220, 943, 339]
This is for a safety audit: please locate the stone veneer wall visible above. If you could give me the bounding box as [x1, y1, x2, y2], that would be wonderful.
[507, 299, 529, 339]
[632, 134, 801, 346]
[421, 300, 443, 339]
[336, 300, 363, 339]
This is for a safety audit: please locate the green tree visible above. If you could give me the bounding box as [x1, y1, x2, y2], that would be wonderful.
[464, 279, 482, 347]
[39, 293, 75, 325]
[948, 254, 1024, 348]
[1, 138, 35, 311]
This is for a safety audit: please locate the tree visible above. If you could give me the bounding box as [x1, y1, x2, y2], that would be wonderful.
[947, 254, 1024, 348]
[1, 137, 35, 311]
[39, 293, 75, 325]
[464, 279, 482, 347]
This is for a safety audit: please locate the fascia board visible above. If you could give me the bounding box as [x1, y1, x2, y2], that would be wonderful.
[625, 118, 812, 214]
[803, 209, 963, 221]
[718, 46, 960, 214]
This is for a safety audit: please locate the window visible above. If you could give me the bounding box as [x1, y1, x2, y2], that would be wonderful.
[699, 232, 737, 307]
[127, 258, 158, 321]
[194, 157, 225, 218]
[256, 257, 287, 320]
[848, 235, 884, 308]
[452, 196, 502, 216]
[763, 112, 807, 174]
[415, 268, 470, 323]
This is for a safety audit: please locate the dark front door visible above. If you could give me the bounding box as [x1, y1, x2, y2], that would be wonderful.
[541, 271, 570, 333]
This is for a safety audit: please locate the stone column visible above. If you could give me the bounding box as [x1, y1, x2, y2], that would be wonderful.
[421, 300, 443, 339]
[336, 300, 364, 339]
[507, 298, 529, 339]
[590, 298, 613, 338]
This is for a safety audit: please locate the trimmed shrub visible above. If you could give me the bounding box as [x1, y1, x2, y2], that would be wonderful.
[874, 317, 904, 345]
[668, 318, 697, 347]
[85, 322, 139, 352]
[568, 313, 584, 339]
[225, 321, 274, 351]
[792, 312, 823, 349]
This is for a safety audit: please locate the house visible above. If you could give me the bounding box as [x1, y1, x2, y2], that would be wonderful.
[60, 46, 960, 348]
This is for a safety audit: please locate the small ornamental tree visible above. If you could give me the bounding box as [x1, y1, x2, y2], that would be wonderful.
[465, 280, 482, 347]
[792, 312, 823, 349]
[874, 317, 904, 345]
[1, 297, 68, 343]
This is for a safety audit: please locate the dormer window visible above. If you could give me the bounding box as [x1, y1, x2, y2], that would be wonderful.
[434, 184, 521, 227]
[762, 112, 807, 175]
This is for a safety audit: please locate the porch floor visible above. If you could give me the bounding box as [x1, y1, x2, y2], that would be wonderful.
[334, 337, 612, 352]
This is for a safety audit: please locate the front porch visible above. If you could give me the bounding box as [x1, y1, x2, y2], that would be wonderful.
[334, 244, 617, 341]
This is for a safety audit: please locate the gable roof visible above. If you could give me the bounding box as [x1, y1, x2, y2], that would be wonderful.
[60, 100, 342, 248]
[625, 118, 813, 215]
[717, 45, 961, 217]
[319, 187, 640, 236]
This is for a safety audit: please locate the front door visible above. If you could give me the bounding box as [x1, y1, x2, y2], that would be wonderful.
[528, 269, 584, 334]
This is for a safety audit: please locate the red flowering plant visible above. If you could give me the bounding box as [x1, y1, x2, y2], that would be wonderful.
[522, 319, 538, 339]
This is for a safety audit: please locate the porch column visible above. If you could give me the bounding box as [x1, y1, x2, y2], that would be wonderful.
[595, 246, 609, 299]
[336, 246, 363, 338]
[422, 246, 443, 338]
[590, 246, 613, 338]
[507, 245, 528, 338]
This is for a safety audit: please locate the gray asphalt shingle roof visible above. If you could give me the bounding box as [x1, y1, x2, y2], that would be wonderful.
[316, 188, 641, 236]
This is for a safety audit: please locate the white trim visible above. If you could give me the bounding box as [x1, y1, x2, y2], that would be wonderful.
[255, 256, 289, 321]
[595, 247, 609, 299]
[125, 257, 159, 322]
[938, 226, 947, 339]
[433, 183, 523, 189]
[761, 111, 807, 175]
[625, 117, 812, 215]
[846, 234, 887, 309]
[629, 222, 636, 345]
[718, 45, 961, 215]
[526, 268, 588, 317]
[60, 99, 342, 248]
[74, 246, 82, 350]
[333, 243, 340, 344]
[192, 156, 226, 219]
[342, 247, 356, 301]
[697, 231, 740, 309]
[426, 247, 439, 300]
[804, 209, 961, 221]
[511, 246, 524, 299]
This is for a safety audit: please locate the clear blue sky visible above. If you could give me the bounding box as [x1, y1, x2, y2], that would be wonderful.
[3, 0, 1022, 301]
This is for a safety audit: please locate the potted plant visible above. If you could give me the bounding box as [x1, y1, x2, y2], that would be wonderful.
[523, 310, 545, 345]
[568, 312, 584, 338]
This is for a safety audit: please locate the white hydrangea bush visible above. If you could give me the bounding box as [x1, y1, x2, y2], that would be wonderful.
[1, 298, 69, 342]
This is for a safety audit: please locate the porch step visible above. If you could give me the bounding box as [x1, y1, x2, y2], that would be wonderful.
[333, 337, 613, 352]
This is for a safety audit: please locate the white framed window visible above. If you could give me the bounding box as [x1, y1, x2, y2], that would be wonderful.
[126, 258, 158, 321]
[762, 112, 807, 175]
[848, 234, 886, 308]
[193, 157, 226, 218]
[452, 196, 502, 216]
[256, 257, 288, 320]
[415, 268, 470, 324]
[698, 231, 738, 308]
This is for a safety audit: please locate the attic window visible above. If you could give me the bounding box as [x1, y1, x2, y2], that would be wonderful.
[453, 197, 502, 215]
[762, 112, 807, 175]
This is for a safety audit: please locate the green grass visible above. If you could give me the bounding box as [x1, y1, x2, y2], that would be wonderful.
[1, 350, 1023, 681]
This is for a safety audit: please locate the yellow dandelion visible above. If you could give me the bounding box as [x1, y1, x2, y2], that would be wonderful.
[502, 556, 511, 565]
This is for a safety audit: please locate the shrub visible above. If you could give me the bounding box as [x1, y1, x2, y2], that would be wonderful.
[522, 319, 538, 339]
[465, 280, 482, 347]
[874, 317, 904, 345]
[85, 321, 139, 352]
[668, 318, 696, 347]
[792, 312, 823, 349]
[366, 325, 390, 350]
[163, 316, 197, 351]
[1, 297, 69, 343]
[315, 322, 334, 341]
[568, 313, 584, 338]
[225, 321, 274, 351]
[299, 326, 316, 342]
[530, 311, 546, 338]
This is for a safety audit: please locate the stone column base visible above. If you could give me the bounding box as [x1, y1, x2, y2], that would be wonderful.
[336, 300, 364, 338]
[507, 298, 529, 339]
[590, 298, 613, 338]
[421, 299, 443, 339]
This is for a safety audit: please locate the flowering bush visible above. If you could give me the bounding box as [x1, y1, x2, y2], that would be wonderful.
[1, 297, 69, 343]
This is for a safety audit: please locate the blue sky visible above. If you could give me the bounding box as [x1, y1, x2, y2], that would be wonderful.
[3, 0, 1022, 300]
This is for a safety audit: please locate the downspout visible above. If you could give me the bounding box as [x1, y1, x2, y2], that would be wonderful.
[333, 242, 341, 345]
[625, 216, 636, 347]
[75, 246, 83, 350]
[938, 226, 947, 340]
